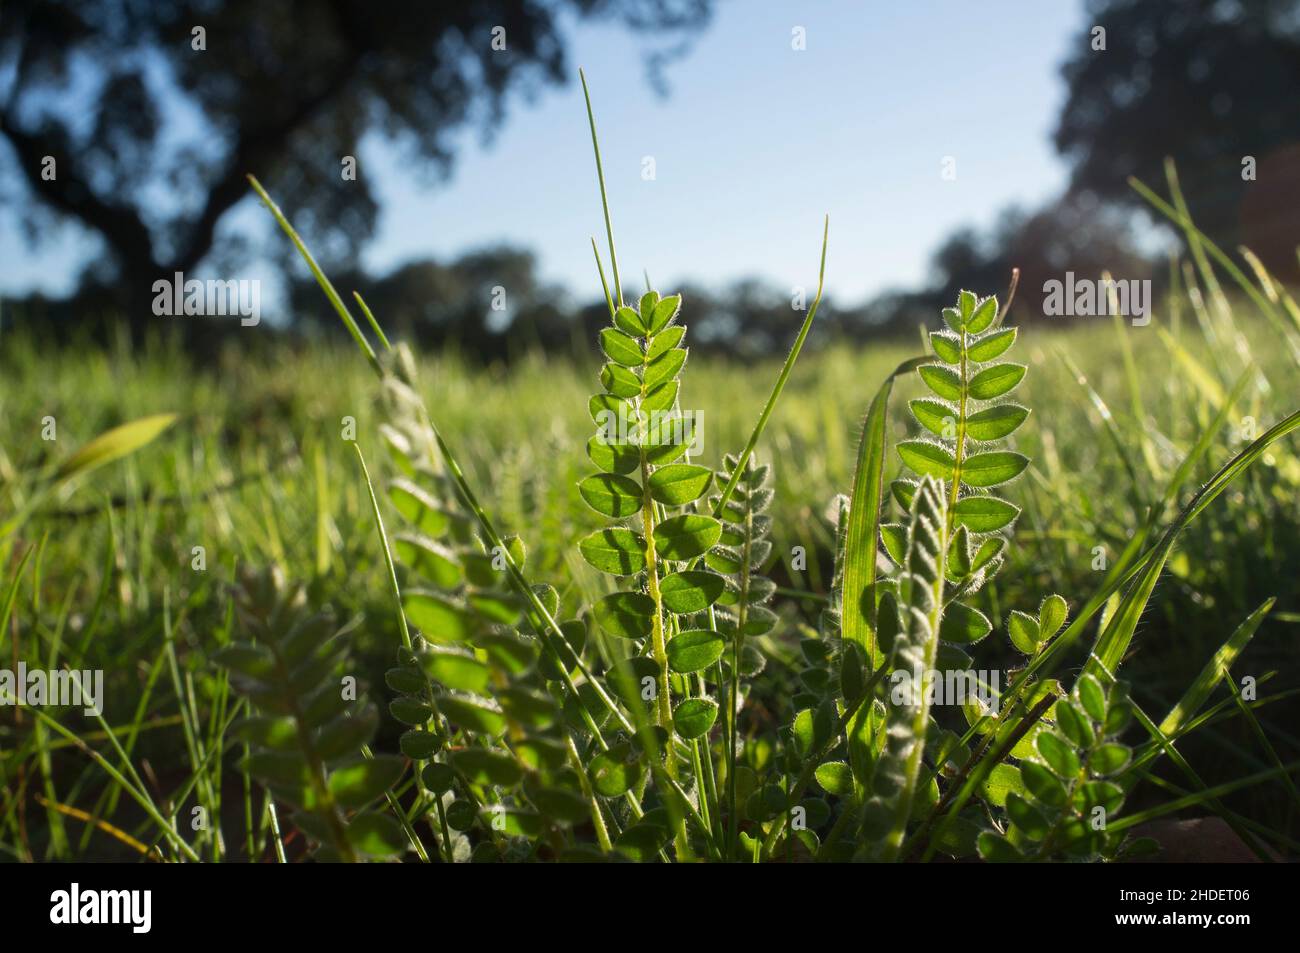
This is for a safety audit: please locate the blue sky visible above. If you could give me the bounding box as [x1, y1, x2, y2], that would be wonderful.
[0, 0, 1086, 308]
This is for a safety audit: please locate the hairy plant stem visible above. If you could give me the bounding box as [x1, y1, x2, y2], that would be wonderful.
[695, 703, 721, 839]
[637, 444, 691, 860]
[265, 797, 287, 862]
[945, 324, 969, 534]
[640, 454, 674, 742]
[726, 506, 753, 859]
[878, 522, 947, 861]
[566, 736, 613, 853]
[905, 692, 1055, 861]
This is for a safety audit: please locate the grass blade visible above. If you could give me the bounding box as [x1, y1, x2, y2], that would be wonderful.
[711, 217, 833, 521]
[1158, 598, 1274, 737]
[841, 356, 926, 662]
[247, 174, 379, 371]
[1088, 409, 1300, 675]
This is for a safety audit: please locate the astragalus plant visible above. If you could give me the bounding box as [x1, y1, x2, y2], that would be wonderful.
[234, 76, 1300, 862]
[216, 566, 406, 862]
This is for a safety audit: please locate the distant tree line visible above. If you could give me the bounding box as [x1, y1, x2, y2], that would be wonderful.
[275, 187, 1153, 362]
[3, 0, 1298, 355]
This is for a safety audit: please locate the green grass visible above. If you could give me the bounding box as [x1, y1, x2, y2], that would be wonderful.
[2, 93, 1297, 859]
[1, 292, 1297, 860]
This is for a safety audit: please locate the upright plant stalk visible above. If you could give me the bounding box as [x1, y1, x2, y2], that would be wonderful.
[250, 175, 631, 743]
[859, 290, 1032, 857]
[640, 455, 675, 736]
[577, 289, 719, 791]
[863, 475, 948, 860]
[253, 151, 725, 860]
[701, 454, 776, 856]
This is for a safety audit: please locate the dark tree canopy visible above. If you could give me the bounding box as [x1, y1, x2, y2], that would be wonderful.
[0, 0, 711, 327]
[1056, 0, 1300, 274]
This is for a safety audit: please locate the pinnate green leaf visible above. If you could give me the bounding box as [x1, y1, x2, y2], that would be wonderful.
[590, 743, 644, 798]
[1090, 743, 1131, 776]
[948, 525, 972, 578]
[393, 534, 460, 588]
[578, 528, 647, 575]
[971, 535, 1005, 571]
[659, 571, 725, 613]
[815, 761, 854, 796]
[1056, 698, 1096, 748]
[890, 479, 917, 510]
[672, 697, 718, 738]
[966, 295, 998, 334]
[643, 347, 686, 391]
[1006, 793, 1050, 839]
[1019, 759, 1068, 807]
[388, 697, 434, 727]
[1007, 610, 1040, 654]
[437, 695, 506, 735]
[346, 813, 408, 858]
[1074, 672, 1106, 722]
[897, 440, 956, 480]
[964, 404, 1028, 441]
[919, 364, 962, 401]
[404, 591, 476, 643]
[879, 523, 907, 564]
[647, 325, 685, 359]
[957, 289, 977, 324]
[977, 831, 1024, 862]
[1072, 780, 1124, 815]
[968, 363, 1026, 400]
[647, 464, 712, 505]
[587, 434, 639, 474]
[328, 755, 405, 808]
[653, 514, 722, 560]
[642, 380, 678, 413]
[578, 473, 643, 517]
[961, 451, 1029, 487]
[614, 305, 647, 335]
[399, 730, 441, 760]
[592, 591, 656, 639]
[451, 748, 523, 787]
[589, 393, 633, 426]
[1039, 594, 1069, 641]
[388, 480, 453, 537]
[966, 326, 1016, 362]
[601, 362, 642, 398]
[600, 328, 643, 366]
[909, 399, 956, 438]
[1035, 731, 1080, 778]
[939, 601, 992, 643]
[648, 294, 682, 334]
[421, 647, 491, 694]
[952, 496, 1020, 532]
[666, 629, 726, 673]
[929, 331, 961, 364]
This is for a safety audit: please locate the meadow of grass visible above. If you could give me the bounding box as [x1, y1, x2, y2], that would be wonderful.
[2, 270, 1298, 860]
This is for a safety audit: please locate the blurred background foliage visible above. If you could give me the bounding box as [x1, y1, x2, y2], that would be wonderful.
[2, 0, 1300, 354]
